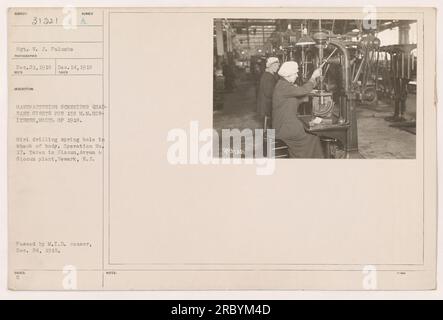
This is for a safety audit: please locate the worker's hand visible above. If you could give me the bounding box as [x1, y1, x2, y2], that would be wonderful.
[310, 68, 322, 80]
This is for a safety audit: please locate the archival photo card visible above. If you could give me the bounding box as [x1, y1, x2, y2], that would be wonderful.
[7, 7, 437, 290]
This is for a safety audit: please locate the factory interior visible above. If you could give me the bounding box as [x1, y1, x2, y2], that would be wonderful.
[213, 19, 417, 159]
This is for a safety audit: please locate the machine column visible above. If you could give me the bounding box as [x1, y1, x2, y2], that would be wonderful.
[399, 22, 410, 45]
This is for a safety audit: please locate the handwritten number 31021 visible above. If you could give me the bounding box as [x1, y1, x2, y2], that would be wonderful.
[31, 17, 58, 25]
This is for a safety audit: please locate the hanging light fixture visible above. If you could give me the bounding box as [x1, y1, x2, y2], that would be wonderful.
[295, 27, 315, 46]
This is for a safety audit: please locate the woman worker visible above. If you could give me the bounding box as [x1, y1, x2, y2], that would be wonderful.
[256, 57, 280, 117]
[272, 61, 324, 158]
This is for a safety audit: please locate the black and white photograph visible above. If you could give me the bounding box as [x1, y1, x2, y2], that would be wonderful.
[213, 19, 417, 159]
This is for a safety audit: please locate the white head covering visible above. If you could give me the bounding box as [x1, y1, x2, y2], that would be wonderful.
[266, 57, 279, 68]
[278, 61, 299, 77]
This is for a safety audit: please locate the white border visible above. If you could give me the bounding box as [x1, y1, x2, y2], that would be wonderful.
[0, 0, 441, 300]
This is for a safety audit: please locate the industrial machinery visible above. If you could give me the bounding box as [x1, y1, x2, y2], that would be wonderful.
[276, 21, 387, 158]
[378, 44, 417, 124]
[349, 33, 381, 104]
[292, 27, 360, 157]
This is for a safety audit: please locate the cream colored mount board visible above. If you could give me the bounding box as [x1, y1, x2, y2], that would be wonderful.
[8, 7, 437, 290]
